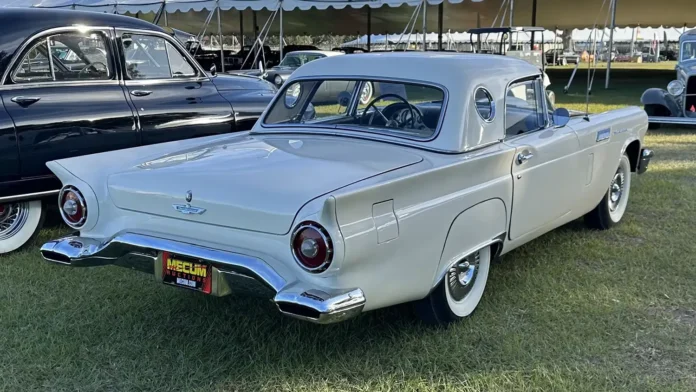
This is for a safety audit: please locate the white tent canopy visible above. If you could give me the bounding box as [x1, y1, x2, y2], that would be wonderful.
[4, 0, 696, 29]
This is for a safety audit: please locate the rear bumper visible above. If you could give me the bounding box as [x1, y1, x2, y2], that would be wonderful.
[40, 233, 365, 324]
[638, 148, 654, 174]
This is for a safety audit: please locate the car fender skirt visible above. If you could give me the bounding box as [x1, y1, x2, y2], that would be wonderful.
[40, 233, 365, 324]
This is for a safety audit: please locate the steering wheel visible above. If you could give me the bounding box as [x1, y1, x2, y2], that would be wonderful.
[360, 93, 423, 129]
[78, 62, 108, 78]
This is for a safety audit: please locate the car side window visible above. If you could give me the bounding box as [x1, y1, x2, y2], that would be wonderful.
[122, 34, 197, 80]
[12, 31, 111, 84]
[505, 79, 545, 137]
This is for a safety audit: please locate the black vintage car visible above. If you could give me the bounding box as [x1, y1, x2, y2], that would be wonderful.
[0, 8, 278, 254]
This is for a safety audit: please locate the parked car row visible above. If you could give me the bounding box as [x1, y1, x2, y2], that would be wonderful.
[2, 9, 654, 327]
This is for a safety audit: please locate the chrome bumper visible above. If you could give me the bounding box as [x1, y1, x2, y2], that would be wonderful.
[638, 148, 654, 174]
[40, 233, 365, 324]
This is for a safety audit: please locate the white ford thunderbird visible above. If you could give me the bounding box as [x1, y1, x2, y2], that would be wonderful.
[41, 53, 653, 325]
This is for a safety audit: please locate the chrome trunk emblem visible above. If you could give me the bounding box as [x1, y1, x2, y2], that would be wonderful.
[173, 204, 206, 215]
[174, 191, 205, 215]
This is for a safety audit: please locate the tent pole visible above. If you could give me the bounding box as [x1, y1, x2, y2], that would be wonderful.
[530, 0, 537, 46]
[437, 3, 443, 51]
[279, 2, 284, 60]
[239, 11, 244, 49]
[509, 0, 514, 26]
[605, 0, 617, 89]
[422, 0, 427, 51]
[163, 3, 168, 27]
[367, 7, 372, 51]
[217, 2, 225, 73]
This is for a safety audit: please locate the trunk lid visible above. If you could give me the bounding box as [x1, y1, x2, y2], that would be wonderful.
[107, 135, 422, 235]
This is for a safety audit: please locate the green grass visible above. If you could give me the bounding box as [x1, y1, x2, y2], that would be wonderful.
[2, 65, 696, 392]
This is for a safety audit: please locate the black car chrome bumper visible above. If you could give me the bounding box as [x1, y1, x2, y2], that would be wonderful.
[40, 233, 365, 324]
[638, 148, 654, 174]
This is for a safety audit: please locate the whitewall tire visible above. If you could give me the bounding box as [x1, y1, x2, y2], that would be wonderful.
[0, 200, 46, 255]
[415, 246, 491, 325]
[359, 82, 374, 105]
[585, 154, 632, 230]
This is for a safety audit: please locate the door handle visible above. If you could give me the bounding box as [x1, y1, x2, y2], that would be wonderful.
[517, 152, 534, 165]
[130, 90, 152, 97]
[11, 96, 40, 106]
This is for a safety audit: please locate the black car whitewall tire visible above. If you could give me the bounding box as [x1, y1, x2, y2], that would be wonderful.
[585, 154, 632, 230]
[415, 246, 491, 325]
[0, 200, 45, 254]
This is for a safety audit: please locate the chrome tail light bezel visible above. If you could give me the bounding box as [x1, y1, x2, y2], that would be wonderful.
[58, 186, 87, 229]
[291, 221, 334, 273]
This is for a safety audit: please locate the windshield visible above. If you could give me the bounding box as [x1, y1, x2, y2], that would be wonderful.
[682, 41, 696, 61]
[262, 79, 445, 140]
[279, 53, 325, 68]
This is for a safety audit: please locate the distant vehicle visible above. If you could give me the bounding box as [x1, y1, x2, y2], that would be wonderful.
[0, 8, 277, 254]
[545, 48, 580, 65]
[264, 50, 343, 87]
[41, 53, 652, 325]
[641, 29, 696, 129]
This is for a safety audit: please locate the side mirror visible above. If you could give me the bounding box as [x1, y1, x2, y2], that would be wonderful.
[552, 107, 570, 127]
[210, 63, 217, 76]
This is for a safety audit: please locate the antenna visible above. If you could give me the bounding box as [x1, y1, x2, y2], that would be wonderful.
[584, 0, 612, 121]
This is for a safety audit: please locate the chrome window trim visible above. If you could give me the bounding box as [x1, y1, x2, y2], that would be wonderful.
[258, 75, 450, 143]
[473, 86, 495, 122]
[123, 76, 209, 87]
[115, 27, 209, 82]
[502, 73, 549, 141]
[0, 80, 121, 91]
[2, 25, 117, 86]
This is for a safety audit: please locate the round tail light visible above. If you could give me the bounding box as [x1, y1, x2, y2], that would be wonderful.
[291, 222, 333, 273]
[59, 186, 87, 229]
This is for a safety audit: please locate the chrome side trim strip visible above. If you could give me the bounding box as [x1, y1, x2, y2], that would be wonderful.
[0, 190, 59, 203]
[648, 116, 696, 125]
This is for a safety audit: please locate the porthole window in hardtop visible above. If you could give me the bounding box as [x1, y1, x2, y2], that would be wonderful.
[12, 31, 112, 84]
[474, 87, 494, 121]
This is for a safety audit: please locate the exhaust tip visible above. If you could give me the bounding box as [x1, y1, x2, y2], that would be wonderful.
[276, 302, 321, 320]
[41, 251, 72, 265]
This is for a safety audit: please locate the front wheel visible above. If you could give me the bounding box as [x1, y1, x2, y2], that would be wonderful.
[0, 200, 46, 255]
[414, 246, 491, 325]
[585, 154, 632, 230]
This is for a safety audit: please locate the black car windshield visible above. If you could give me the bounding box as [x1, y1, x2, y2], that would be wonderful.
[278, 53, 325, 67]
[262, 79, 445, 140]
[682, 41, 696, 61]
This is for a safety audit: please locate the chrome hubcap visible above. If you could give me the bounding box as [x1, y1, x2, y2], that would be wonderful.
[0, 203, 29, 241]
[608, 170, 625, 212]
[447, 251, 480, 301]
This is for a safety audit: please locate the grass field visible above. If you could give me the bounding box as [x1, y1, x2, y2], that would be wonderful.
[2, 65, 696, 392]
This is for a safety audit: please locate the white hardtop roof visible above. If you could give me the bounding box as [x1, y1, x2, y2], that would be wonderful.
[261, 52, 543, 154]
[290, 52, 540, 88]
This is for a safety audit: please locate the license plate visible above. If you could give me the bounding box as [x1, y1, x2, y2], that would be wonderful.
[162, 252, 212, 294]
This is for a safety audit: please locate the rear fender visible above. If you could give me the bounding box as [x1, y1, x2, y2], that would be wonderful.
[430, 198, 507, 290]
[640, 88, 680, 116]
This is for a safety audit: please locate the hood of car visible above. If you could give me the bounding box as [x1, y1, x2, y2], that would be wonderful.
[107, 135, 423, 235]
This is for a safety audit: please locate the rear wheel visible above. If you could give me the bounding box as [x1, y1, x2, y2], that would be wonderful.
[0, 200, 45, 255]
[415, 246, 491, 325]
[585, 154, 631, 230]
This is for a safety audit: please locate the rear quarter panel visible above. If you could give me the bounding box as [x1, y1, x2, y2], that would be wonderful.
[328, 143, 515, 311]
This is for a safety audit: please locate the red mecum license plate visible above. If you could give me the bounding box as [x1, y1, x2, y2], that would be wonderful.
[162, 252, 212, 294]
